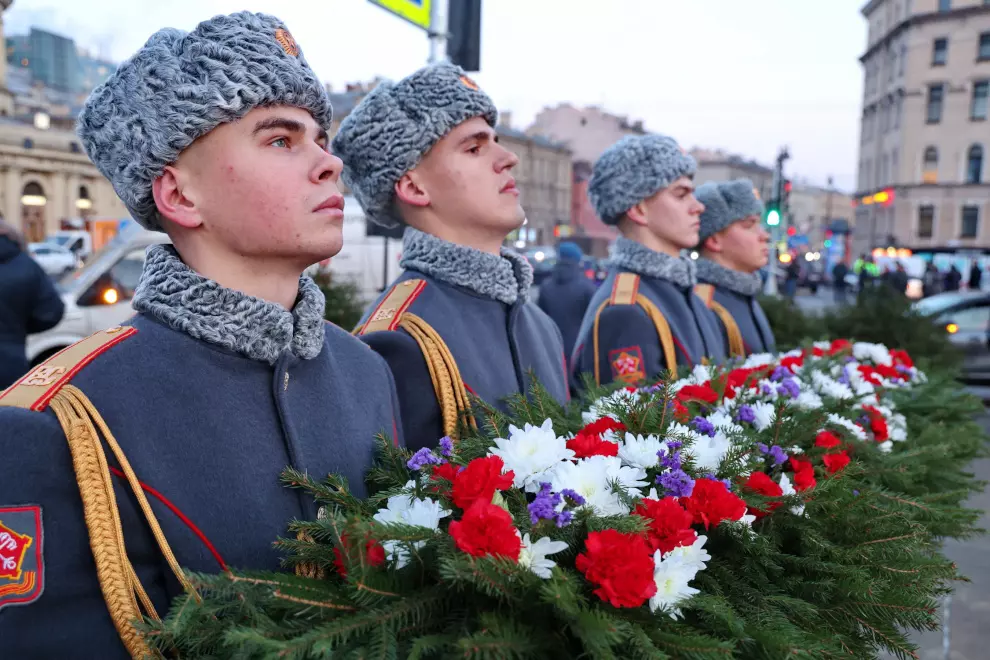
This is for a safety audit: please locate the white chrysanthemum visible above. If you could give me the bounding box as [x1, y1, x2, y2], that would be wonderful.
[827, 413, 868, 442]
[853, 342, 892, 366]
[685, 429, 732, 472]
[813, 340, 832, 352]
[811, 370, 854, 401]
[690, 364, 712, 385]
[751, 402, 776, 432]
[706, 410, 743, 435]
[373, 481, 451, 568]
[736, 512, 758, 528]
[789, 445, 804, 454]
[890, 414, 908, 442]
[548, 455, 648, 516]
[582, 389, 638, 424]
[845, 367, 877, 397]
[790, 390, 824, 411]
[489, 419, 574, 493]
[743, 352, 775, 369]
[518, 534, 568, 579]
[778, 472, 805, 516]
[649, 550, 701, 618]
[664, 534, 711, 571]
[878, 440, 894, 453]
[618, 432, 667, 469]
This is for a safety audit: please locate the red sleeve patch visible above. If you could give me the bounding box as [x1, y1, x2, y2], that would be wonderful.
[609, 346, 646, 384]
[0, 505, 44, 611]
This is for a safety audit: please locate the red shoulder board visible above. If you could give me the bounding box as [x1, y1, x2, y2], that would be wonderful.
[0, 504, 44, 611]
[358, 279, 427, 335]
[0, 326, 137, 412]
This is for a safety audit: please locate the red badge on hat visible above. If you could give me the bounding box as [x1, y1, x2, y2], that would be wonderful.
[0, 505, 44, 611]
[609, 346, 646, 384]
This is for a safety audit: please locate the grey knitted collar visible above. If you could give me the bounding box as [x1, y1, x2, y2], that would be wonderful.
[132, 244, 326, 365]
[399, 227, 533, 305]
[608, 236, 696, 289]
[696, 257, 763, 297]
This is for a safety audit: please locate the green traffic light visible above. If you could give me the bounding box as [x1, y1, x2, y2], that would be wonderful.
[767, 209, 780, 226]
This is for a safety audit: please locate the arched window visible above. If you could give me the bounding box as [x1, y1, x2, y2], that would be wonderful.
[76, 185, 93, 213]
[966, 145, 983, 184]
[922, 146, 938, 183]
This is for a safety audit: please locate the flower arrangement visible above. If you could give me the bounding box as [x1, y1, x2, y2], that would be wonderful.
[149, 340, 985, 659]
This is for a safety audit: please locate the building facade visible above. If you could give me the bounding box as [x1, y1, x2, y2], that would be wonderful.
[855, 0, 990, 255]
[691, 148, 776, 202]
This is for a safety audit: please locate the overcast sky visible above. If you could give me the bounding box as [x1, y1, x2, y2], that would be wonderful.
[5, 0, 867, 191]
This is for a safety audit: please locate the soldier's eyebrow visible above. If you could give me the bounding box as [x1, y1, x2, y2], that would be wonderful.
[457, 130, 493, 147]
[252, 117, 306, 136]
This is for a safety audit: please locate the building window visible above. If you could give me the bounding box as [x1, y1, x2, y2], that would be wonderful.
[967, 145, 984, 183]
[923, 147, 938, 183]
[22, 138, 33, 149]
[926, 84, 944, 123]
[894, 95, 903, 128]
[899, 42, 907, 76]
[918, 205, 935, 238]
[973, 81, 989, 120]
[932, 38, 948, 66]
[69, 141, 81, 153]
[980, 33, 990, 61]
[961, 206, 979, 238]
[939, 0, 951, 11]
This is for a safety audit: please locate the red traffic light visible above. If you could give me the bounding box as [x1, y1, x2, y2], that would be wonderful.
[783, 180, 793, 194]
[787, 226, 797, 236]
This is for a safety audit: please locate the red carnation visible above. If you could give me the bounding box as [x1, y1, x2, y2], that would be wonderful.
[583, 417, 627, 437]
[333, 535, 387, 577]
[743, 471, 783, 518]
[677, 383, 720, 405]
[575, 529, 657, 608]
[815, 430, 842, 449]
[633, 497, 698, 554]
[890, 349, 913, 369]
[874, 363, 904, 382]
[680, 478, 748, 529]
[780, 354, 804, 372]
[823, 451, 851, 474]
[449, 501, 521, 560]
[431, 462, 461, 483]
[718, 367, 763, 399]
[829, 339, 852, 356]
[451, 456, 514, 510]
[671, 399, 690, 422]
[789, 456, 817, 492]
[568, 431, 620, 459]
[857, 365, 884, 386]
[862, 405, 889, 442]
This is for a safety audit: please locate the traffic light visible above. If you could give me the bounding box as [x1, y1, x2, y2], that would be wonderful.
[766, 206, 781, 226]
[786, 226, 797, 237]
[447, 0, 483, 72]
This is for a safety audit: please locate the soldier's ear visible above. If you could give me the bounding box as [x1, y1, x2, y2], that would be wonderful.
[624, 201, 649, 227]
[152, 165, 203, 229]
[702, 234, 722, 254]
[395, 172, 430, 208]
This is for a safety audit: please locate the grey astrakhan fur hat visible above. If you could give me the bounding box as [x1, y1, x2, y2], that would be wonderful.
[331, 62, 498, 227]
[77, 12, 333, 232]
[588, 134, 696, 225]
[696, 178, 765, 242]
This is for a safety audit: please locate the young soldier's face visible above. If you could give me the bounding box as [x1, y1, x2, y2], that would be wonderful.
[706, 215, 770, 273]
[642, 176, 705, 249]
[171, 105, 345, 267]
[414, 117, 525, 237]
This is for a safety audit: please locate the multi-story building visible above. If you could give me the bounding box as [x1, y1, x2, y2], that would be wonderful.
[691, 148, 776, 202]
[855, 0, 990, 256]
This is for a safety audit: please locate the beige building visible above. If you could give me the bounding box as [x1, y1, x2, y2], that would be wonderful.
[526, 103, 647, 164]
[856, 0, 990, 254]
[690, 148, 776, 202]
[787, 183, 856, 247]
[0, 2, 129, 242]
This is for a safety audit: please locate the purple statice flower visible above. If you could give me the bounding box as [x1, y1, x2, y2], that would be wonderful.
[761, 382, 776, 396]
[556, 510, 574, 527]
[853, 490, 860, 497]
[438, 436, 454, 457]
[736, 404, 756, 424]
[406, 447, 445, 471]
[896, 365, 911, 375]
[779, 378, 801, 399]
[769, 445, 788, 466]
[770, 366, 791, 382]
[757, 442, 770, 454]
[560, 488, 586, 506]
[658, 469, 695, 498]
[844, 356, 857, 364]
[837, 367, 851, 385]
[658, 447, 682, 471]
[704, 473, 733, 490]
[691, 416, 717, 438]
[528, 482, 562, 525]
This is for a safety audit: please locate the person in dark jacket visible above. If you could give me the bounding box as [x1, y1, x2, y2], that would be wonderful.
[832, 261, 850, 304]
[945, 265, 963, 291]
[570, 135, 727, 389]
[0, 221, 65, 388]
[538, 241, 596, 369]
[0, 14, 403, 658]
[333, 63, 568, 451]
[969, 262, 983, 291]
[692, 179, 776, 357]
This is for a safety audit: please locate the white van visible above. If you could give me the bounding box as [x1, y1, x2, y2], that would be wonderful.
[26, 223, 168, 365]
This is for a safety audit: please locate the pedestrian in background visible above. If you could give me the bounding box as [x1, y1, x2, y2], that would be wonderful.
[538, 241, 596, 370]
[968, 261, 982, 291]
[832, 261, 850, 304]
[0, 218, 64, 389]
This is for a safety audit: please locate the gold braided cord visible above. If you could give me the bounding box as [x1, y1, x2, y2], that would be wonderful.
[592, 297, 679, 386]
[710, 300, 746, 358]
[399, 314, 476, 440]
[48, 392, 154, 660]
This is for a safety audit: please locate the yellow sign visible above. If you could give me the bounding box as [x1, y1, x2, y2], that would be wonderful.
[368, 0, 432, 31]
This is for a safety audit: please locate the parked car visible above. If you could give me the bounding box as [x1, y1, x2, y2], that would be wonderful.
[913, 290, 990, 381]
[28, 242, 78, 277]
[26, 223, 168, 366]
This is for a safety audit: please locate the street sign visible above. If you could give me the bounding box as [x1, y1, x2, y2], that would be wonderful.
[368, 0, 433, 31]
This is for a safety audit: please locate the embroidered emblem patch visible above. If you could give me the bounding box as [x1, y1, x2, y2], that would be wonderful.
[275, 28, 300, 57]
[459, 75, 479, 91]
[0, 505, 44, 611]
[609, 346, 646, 384]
